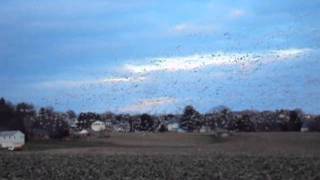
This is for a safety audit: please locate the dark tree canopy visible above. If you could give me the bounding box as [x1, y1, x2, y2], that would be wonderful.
[77, 112, 100, 129]
[66, 110, 77, 119]
[140, 113, 154, 131]
[180, 105, 202, 131]
[0, 97, 318, 141]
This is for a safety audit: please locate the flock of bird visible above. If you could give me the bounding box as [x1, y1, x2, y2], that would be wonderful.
[36, 27, 311, 114]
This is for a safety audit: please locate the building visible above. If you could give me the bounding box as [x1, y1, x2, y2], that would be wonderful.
[199, 125, 211, 133]
[166, 122, 186, 132]
[167, 122, 179, 132]
[91, 121, 106, 132]
[105, 120, 112, 127]
[0, 130, 25, 150]
[301, 119, 320, 132]
[113, 125, 125, 132]
[78, 129, 89, 136]
[112, 122, 130, 132]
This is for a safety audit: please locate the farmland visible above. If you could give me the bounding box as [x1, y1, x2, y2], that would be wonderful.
[1, 133, 320, 179]
[21, 132, 320, 156]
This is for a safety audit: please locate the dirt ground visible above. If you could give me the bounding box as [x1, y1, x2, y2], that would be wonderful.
[1, 132, 320, 179]
[16, 132, 320, 156]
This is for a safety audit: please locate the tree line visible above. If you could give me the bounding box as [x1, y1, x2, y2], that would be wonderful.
[0, 98, 319, 140]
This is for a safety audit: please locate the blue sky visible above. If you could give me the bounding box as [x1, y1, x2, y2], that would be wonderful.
[1, 0, 320, 114]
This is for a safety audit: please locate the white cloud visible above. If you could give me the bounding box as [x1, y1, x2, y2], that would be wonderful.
[39, 76, 147, 89]
[270, 48, 313, 59]
[102, 76, 146, 83]
[124, 48, 312, 74]
[119, 97, 177, 113]
[170, 23, 215, 36]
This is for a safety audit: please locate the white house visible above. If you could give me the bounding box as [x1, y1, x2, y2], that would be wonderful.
[78, 129, 89, 135]
[105, 120, 112, 127]
[0, 130, 25, 150]
[91, 121, 106, 132]
[112, 125, 125, 132]
[199, 125, 211, 133]
[166, 122, 186, 132]
[167, 122, 179, 132]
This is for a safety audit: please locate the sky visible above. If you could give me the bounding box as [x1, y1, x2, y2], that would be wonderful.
[1, 0, 320, 114]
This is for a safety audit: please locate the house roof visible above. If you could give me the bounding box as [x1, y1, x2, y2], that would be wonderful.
[0, 130, 23, 137]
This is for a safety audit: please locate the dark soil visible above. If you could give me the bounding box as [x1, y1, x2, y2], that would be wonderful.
[0, 132, 319, 179]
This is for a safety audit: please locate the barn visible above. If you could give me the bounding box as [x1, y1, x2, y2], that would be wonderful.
[0, 130, 25, 150]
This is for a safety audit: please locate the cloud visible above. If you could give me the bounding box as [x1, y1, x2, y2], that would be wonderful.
[102, 76, 146, 83]
[169, 23, 215, 36]
[270, 48, 313, 59]
[38, 76, 147, 89]
[124, 48, 313, 74]
[119, 97, 177, 113]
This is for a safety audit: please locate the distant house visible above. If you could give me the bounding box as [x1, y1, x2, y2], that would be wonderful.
[199, 125, 211, 133]
[78, 129, 89, 136]
[0, 130, 25, 150]
[112, 122, 130, 132]
[105, 120, 112, 127]
[113, 125, 125, 132]
[91, 121, 106, 132]
[301, 119, 320, 132]
[166, 122, 186, 132]
[176, 128, 186, 133]
[167, 122, 179, 132]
